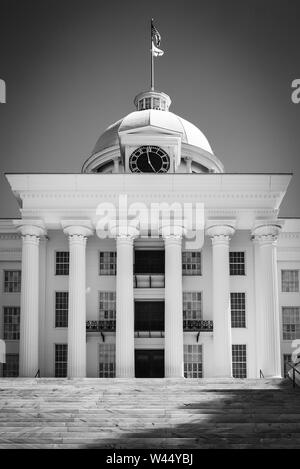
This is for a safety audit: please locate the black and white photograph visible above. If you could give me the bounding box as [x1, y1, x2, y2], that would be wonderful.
[0, 0, 300, 455]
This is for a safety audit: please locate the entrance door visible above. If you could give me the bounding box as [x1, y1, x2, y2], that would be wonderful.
[135, 349, 164, 378]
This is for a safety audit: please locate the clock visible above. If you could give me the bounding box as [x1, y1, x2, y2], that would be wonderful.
[129, 146, 170, 173]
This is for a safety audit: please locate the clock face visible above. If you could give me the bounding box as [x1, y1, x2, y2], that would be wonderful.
[129, 146, 170, 173]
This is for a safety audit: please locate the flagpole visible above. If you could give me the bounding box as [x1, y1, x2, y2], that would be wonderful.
[151, 18, 154, 90]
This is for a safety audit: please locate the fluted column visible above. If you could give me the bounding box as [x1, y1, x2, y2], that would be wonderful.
[163, 226, 184, 378]
[16, 222, 46, 377]
[252, 224, 282, 377]
[63, 223, 93, 378]
[206, 224, 235, 377]
[115, 234, 135, 377]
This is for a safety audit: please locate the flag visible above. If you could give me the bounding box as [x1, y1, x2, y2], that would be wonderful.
[151, 20, 164, 56]
[151, 19, 161, 47]
[152, 42, 164, 57]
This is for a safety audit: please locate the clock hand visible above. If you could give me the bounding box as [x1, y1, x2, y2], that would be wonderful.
[146, 148, 156, 173]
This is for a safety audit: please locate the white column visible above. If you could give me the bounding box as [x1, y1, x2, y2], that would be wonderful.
[163, 227, 184, 378]
[17, 223, 46, 377]
[206, 224, 235, 378]
[115, 235, 135, 377]
[63, 224, 93, 378]
[252, 224, 282, 377]
[113, 157, 120, 173]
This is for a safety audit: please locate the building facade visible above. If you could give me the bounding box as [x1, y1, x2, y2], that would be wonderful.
[0, 89, 299, 379]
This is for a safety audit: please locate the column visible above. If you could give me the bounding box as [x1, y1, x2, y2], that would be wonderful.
[252, 224, 282, 377]
[206, 224, 235, 377]
[17, 222, 46, 377]
[63, 223, 93, 378]
[115, 235, 135, 377]
[163, 226, 184, 378]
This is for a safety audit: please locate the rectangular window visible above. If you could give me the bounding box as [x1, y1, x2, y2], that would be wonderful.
[55, 344, 68, 377]
[99, 343, 115, 377]
[99, 252, 116, 275]
[281, 270, 299, 292]
[3, 306, 20, 340]
[183, 292, 202, 320]
[232, 344, 247, 378]
[282, 307, 300, 340]
[55, 252, 69, 275]
[231, 293, 246, 328]
[99, 291, 116, 320]
[184, 344, 203, 378]
[229, 252, 245, 276]
[4, 270, 21, 292]
[283, 354, 292, 378]
[182, 251, 202, 276]
[55, 292, 68, 328]
[144, 97, 151, 109]
[3, 354, 19, 377]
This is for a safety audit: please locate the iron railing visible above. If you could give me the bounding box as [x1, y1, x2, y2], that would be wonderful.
[86, 320, 116, 332]
[86, 319, 213, 333]
[183, 320, 213, 332]
[286, 362, 300, 388]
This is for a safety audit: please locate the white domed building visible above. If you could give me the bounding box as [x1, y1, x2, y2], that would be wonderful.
[0, 87, 299, 382]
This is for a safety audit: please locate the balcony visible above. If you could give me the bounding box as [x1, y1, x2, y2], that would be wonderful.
[183, 320, 213, 332]
[134, 274, 165, 288]
[86, 319, 213, 333]
[86, 320, 116, 332]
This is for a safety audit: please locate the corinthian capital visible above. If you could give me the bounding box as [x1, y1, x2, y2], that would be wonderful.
[251, 223, 282, 244]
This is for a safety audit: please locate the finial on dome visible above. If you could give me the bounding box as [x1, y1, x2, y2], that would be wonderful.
[134, 90, 171, 111]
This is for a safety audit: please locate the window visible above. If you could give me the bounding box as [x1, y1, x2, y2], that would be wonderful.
[4, 270, 21, 292]
[99, 252, 116, 275]
[144, 97, 151, 109]
[55, 252, 69, 275]
[184, 344, 203, 378]
[134, 250, 164, 274]
[153, 97, 160, 109]
[3, 307, 20, 340]
[3, 354, 19, 377]
[282, 307, 300, 340]
[229, 252, 245, 276]
[182, 251, 201, 276]
[55, 344, 68, 377]
[99, 344, 115, 377]
[231, 293, 246, 328]
[183, 292, 202, 320]
[55, 292, 68, 327]
[282, 270, 299, 292]
[232, 345, 247, 378]
[99, 292, 116, 320]
[283, 354, 292, 378]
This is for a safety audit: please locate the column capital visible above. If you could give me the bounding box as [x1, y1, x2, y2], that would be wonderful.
[206, 223, 235, 244]
[160, 224, 185, 240]
[251, 223, 282, 244]
[62, 220, 94, 238]
[109, 221, 139, 239]
[13, 219, 46, 238]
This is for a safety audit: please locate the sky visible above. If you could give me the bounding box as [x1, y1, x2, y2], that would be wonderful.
[0, 0, 299, 217]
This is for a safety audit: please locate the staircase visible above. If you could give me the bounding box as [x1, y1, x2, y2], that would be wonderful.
[0, 378, 299, 449]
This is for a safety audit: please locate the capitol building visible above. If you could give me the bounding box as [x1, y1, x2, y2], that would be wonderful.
[0, 87, 299, 381]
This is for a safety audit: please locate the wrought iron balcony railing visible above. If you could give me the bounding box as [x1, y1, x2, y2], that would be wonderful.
[86, 319, 213, 333]
[183, 320, 213, 332]
[86, 320, 116, 332]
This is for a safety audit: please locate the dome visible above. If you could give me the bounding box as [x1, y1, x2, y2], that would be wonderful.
[92, 109, 213, 156]
[82, 89, 223, 174]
